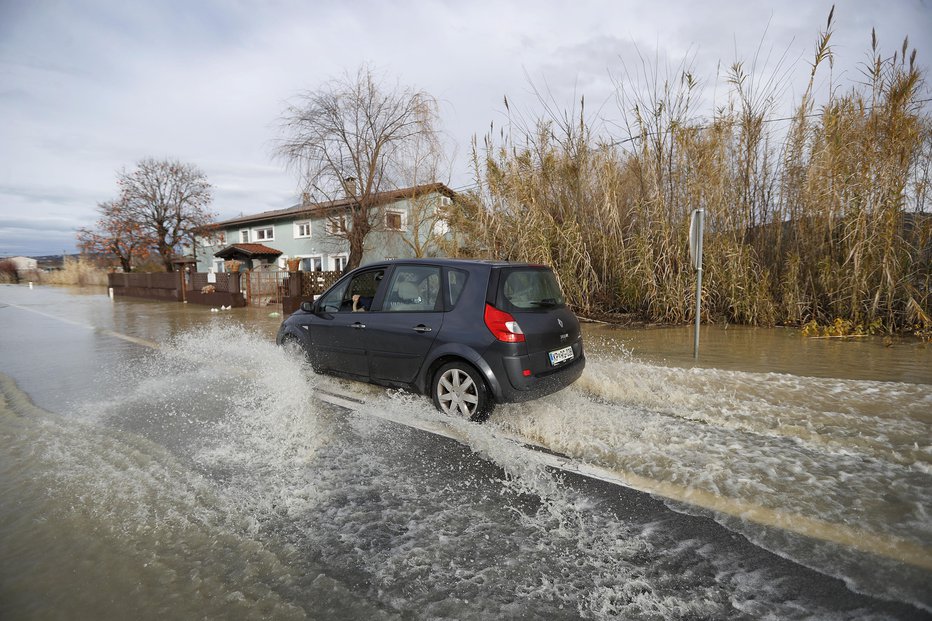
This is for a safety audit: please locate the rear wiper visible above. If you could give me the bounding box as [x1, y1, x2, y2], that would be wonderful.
[529, 298, 560, 307]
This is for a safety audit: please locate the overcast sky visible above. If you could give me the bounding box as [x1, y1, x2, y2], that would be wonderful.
[1, 0, 930, 257]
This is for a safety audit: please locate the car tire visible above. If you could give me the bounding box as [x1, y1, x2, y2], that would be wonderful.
[431, 361, 492, 422]
[280, 333, 315, 368]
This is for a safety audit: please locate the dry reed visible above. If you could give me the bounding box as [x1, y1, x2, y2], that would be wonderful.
[448, 15, 931, 333]
[39, 257, 109, 287]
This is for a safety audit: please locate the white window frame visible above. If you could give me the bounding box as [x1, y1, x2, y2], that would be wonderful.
[294, 220, 311, 239]
[440, 196, 452, 206]
[212, 259, 225, 273]
[331, 254, 348, 272]
[304, 255, 324, 272]
[327, 214, 348, 235]
[239, 229, 250, 243]
[253, 226, 275, 241]
[385, 209, 405, 231]
[293, 254, 324, 272]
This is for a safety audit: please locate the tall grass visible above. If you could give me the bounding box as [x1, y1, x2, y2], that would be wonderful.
[448, 18, 931, 332]
[39, 257, 109, 287]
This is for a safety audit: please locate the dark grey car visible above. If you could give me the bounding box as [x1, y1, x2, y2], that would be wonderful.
[276, 258, 585, 420]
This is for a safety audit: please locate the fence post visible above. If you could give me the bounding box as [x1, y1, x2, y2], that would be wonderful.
[689, 208, 705, 359]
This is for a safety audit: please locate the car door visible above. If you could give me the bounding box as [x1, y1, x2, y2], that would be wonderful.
[307, 266, 387, 378]
[366, 264, 443, 385]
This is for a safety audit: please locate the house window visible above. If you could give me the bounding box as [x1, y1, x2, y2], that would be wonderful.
[240, 229, 250, 243]
[433, 219, 449, 236]
[440, 196, 452, 206]
[301, 256, 323, 272]
[328, 215, 347, 235]
[294, 221, 311, 238]
[332, 255, 348, 272]
[254, 227, 274, 241]
[385, 210, 403, 231]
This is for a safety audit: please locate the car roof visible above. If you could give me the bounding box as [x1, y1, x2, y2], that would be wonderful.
[363, 258, 548, 269]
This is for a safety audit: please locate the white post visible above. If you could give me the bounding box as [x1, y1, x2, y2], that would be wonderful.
[109, 287, 114, 300]
[689, 209, 705, 359]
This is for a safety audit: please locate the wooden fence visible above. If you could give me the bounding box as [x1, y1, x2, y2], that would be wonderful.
[281, 271, 343, 313]
[108, 271, 245, 306]
[187, 272, 245, 307]
[108, 272, 184, 302]
[242, 270, 343, 308]
[107, 270, 343, 311]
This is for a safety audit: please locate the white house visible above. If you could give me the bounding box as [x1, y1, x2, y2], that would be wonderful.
[193, 183, 456, 273]
[7, 256, 38, 272]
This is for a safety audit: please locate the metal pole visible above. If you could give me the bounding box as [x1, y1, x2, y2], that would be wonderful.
[692, 209, 704, 359]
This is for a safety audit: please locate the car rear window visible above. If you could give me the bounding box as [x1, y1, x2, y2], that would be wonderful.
[500, 268, 565, 310]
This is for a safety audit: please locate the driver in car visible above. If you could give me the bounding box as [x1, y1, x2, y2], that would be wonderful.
[351, 294, 371, 312]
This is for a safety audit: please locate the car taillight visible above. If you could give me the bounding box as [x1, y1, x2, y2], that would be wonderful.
[484, 303, 525, 343]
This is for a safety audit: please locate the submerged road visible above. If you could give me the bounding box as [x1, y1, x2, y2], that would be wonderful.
[1, 285, 929, 620]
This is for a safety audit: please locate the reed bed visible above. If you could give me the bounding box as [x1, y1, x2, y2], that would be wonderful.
[447, 21, 931, 334]
[39, 257, 109, 287]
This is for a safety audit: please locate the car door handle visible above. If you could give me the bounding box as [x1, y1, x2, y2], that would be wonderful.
[351, 322, 366, 329]
[413, 325, 432, 333]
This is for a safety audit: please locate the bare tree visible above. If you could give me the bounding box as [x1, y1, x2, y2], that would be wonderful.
[395, 120, 453, 257]
[77, 198, 153, 272]
[277, 66, 441, 270]
[119, 158, 214, 271]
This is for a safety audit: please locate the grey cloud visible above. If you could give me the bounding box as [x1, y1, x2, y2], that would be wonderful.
[0, 228, 79, 257]
[0, 184, 102, 206]
[0, 217, 80, 233]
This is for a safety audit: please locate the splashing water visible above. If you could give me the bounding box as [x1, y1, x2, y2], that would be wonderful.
[1, 319, 928, 619]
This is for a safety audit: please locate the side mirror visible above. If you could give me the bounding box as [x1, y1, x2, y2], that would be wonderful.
[299, 300, 315, 313]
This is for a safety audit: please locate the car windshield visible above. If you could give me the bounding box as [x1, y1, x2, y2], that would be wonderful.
[501, 269, 565, 310]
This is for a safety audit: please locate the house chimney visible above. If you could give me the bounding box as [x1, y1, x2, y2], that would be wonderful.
[343, 177, 357, 197]
[301, 192, 311, 206]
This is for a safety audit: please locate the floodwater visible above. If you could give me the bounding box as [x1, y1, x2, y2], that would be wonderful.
[1, 284, 930, 620]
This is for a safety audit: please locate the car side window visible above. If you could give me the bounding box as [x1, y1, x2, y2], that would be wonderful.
[318, 280, 348, 313]
[446, 268, 469, 308]
[384, 265, 441, 312]
[319, 269, 385, 312]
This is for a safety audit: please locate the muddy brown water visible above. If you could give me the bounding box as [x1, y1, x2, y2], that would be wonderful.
[1, 284, 929, 619]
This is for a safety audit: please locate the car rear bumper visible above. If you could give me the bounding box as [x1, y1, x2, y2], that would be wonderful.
[496, 350, 586, 403]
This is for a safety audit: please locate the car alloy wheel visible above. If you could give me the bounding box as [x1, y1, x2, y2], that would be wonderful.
[432, 361, 490, 422]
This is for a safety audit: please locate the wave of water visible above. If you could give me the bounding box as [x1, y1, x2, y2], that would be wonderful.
[488, 357, 932, 611]
[2, 323, 928, 619]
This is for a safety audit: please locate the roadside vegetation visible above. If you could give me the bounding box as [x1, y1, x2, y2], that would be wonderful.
[446, 12, 931, 335]
[38, 257, 109, 287]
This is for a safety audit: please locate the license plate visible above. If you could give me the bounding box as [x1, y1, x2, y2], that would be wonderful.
[548, 346, 574, 366]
